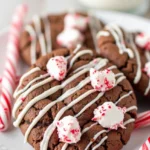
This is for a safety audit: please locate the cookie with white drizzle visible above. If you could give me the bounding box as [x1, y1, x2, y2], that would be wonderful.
[19, 12, 103, 65]
[97, 24, 150, 97]
[13, 47, 137, 150]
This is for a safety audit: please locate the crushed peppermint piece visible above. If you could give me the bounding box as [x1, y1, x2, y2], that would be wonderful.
[64, 13, 88, 31]
[57, 28, 84, 48]
[92, 102, 126, 130]
[144, 62, 150, 77]
[90, 68, 116, 92]
[46, 56, 67, 81]
[56, 116, 81, 144]
[136, 33, 150, 51]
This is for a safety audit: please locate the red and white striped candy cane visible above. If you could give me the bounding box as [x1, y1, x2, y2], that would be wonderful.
[135, 111, 150, 129]
[139, 137, 150, 150]
[0, 4, 28, 131]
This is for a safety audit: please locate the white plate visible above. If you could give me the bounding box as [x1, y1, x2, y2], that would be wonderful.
[0, 11, 150, 150]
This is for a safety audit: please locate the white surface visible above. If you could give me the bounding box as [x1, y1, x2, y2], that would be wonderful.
[0, 11, 150, 150]
[78, 0, 143, 11]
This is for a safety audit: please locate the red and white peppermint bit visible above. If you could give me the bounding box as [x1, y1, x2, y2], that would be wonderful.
[92, 102, 126, 130]
[139, 137, 150, 150]
[64, 13, 88, 31]
[46, 56, 67, 81]
[136, 33, 150, 51]
[0, 4, 28, 131]
[57, 28, 84, 48]
[90, 68, 116, 92]
[144, 62, 150, 77]
[56, 116, 81, 144]
[135, 111, 150, 129]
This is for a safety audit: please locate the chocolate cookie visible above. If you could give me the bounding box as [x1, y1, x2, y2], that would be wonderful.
[20, 12, 103, 65]
[97, 24, 150, 97]
[13, 47, 137, 150]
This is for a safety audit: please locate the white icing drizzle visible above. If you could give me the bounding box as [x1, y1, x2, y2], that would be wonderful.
[69, 50, 93, 68]
[145, 81, 150, 95]
[33, 16, 47, 56]
[88, 14, 102, 54]
[14, 67, 41, 98]
[13, 77, 53, 118]
[43, 16, 52, 53]
[106, 24, 134, 58]
[97, 31, 110, 38]
[82, 123, 98, 135]
[84, 130, 107, 150]
[14, 73, 49, 99]
[144, 51, 150, 95]
[115, 91, 133, 105]
[40, 75, 126, 150]
[26, 15, 52, 64]
[92, 136, 108, 150]
[124, 118, 135, 126]
[126, 106, 138, 112]
[145, 51, 150, 61]
[127, 33, 142, 84]
[25, 25, 37, 64]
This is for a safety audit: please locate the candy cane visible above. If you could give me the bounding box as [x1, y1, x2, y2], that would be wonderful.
[0, 4, 28, 131]
[139, 137, 150, 150]
[135, 111, 150, 129]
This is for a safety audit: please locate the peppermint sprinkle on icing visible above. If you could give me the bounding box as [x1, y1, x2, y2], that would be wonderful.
[136, 33, 150, 51]
[64, 13, 88, 31]
[57, 29, 84, 48]
[92, 102, 126, 130]
[56, 116, 81, 144]
[46, 56, 67, 81]
[90, 68, 116, 92]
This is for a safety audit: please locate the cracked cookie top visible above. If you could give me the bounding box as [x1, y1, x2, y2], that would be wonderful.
[97, 24, 150, 97]
[13, 47, 137, 150]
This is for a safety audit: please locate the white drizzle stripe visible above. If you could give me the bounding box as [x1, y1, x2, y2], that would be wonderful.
[14, 67, 41, 97]
[115, 73, 124, 78]
[14, 73, 49, 99]
[69, 50, 93, 68]
[126, 106, 137, 112]
[145, 51, 150, 95]
[75, 92, 104, 118]
[25, 25, 37, 64]
[24, 60, 109, 142]
[84, 130, 107, 150]
[33, 16, 47, 56]
[92, 136, 108, 150]
[128, 33, 142, 84]
[115, 91, 133, 105]
[124, 118, 135, 126]
[106, 24, 134, 58]
[82, 123, 98, 135]
[73, 44, 82, 54]
[88, 15, 102, 54]
[40, 75, 126, 150]
[12, 77, 53, 118]
[73, 58, 108, 73]
[145, 51, 150, 61]
[145, 80, 150, 95]
[43, 17, 52, 53]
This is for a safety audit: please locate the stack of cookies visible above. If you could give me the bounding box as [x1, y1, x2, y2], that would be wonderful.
[12, 12, 150, 150]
